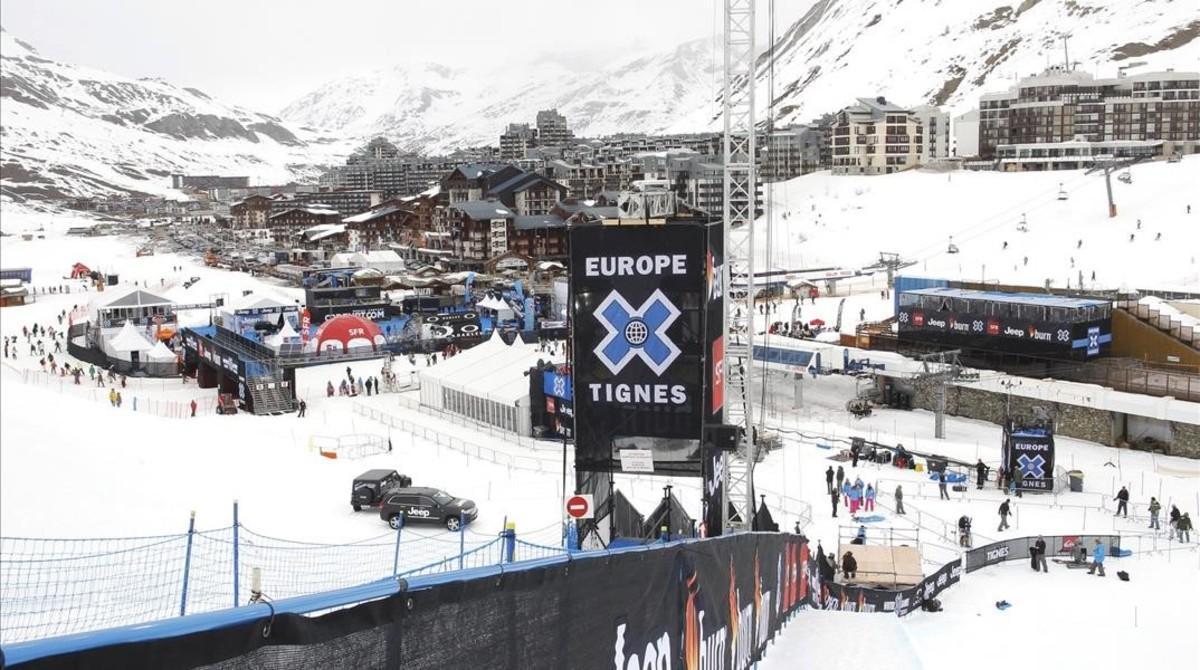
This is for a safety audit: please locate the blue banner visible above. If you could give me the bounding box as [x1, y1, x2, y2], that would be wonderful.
[543, 370, 573, 401]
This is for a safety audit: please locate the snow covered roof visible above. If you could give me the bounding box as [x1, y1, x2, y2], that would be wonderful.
[343, 203, 404, 223]
[902, 287, 1109, 309]
[101, 288, 174, 309]
[451, 200, 515, 220]
[302, 224, 346, 241]
[418, 331, 561, 407]
[228, 291, 294, 313]
[107, 320, 155, 352]
[270, 206, 340, 219]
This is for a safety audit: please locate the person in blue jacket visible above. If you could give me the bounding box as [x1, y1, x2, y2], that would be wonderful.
[1087, 539, 1106, 577]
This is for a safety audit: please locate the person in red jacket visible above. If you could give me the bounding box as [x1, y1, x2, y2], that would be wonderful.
[190, 399, 198, 417]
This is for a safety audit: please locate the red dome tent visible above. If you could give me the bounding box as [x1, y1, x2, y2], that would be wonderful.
[314, 315, 385, 353]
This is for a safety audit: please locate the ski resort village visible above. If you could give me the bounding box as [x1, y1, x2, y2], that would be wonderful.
[1, 1, 1199, 668]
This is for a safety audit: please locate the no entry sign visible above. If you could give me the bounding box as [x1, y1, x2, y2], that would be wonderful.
[566, 494, 594, 519]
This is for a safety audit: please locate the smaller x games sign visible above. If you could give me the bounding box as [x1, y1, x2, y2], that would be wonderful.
[1004, 426, 1055, 492]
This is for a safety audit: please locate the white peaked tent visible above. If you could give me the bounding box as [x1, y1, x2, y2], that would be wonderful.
[267, 320, 301, 350]
[107, 320, 155, 353]
[477, 296, 515, 321]
[417, 330, 562, 434]
[146, 340, 178, 362]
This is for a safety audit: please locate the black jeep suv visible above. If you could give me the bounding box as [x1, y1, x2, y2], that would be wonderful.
[379, 487, 478, 531]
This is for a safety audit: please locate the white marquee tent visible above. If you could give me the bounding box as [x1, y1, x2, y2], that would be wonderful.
[417, 330, 563, 434]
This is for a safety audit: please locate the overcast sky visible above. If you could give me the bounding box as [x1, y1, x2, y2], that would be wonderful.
[0, 0, 792, 113]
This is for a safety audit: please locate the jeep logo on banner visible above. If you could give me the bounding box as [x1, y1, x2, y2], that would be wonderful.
[570, 224, 707, 475]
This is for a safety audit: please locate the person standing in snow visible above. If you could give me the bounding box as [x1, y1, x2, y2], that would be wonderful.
[937, 470, 949, 500]
[1148, 497, 1162, 530]
[1178, 513, 1193, 543]
[190, 399, 197, 417]
[1169, 504, 1181, 535]
[326, 381, 334, 397]
[1032, 536, 1048, 573]
[836, 465, 845, 493]
[297, 400, 306, 417]
[1087, 539, 1106, 577]
[850, 442, 860, 468]
[865, 484, 876, 512]
[976, 459, 987, 490]
[830, 488, 839, 518]
[1115, 486, 1130, 517]
[958, 515, 972, 548]
[825, 466, 834, 494]
[847, 481, 860, 516]
[998, 498, 1012, 532]
[894, 485, 905, 515]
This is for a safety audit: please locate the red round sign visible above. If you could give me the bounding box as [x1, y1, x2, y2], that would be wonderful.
[566, 495, 591, 519]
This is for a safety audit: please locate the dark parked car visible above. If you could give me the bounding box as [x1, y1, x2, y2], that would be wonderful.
[351, 469, 412, 511]
[379, 487, 478, 531]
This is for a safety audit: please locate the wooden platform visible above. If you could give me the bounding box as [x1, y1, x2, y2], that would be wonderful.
[837, 544, 923, 587]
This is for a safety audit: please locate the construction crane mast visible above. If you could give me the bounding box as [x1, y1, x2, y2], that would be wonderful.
[721, 0, 758, 530]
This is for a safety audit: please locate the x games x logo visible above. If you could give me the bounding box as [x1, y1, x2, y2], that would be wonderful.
[594, 289, 681, 375]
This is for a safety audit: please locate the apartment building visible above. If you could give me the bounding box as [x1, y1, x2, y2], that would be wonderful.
[831, 97, 925, 175]
[536, 109, 573, 146]
[499, 124, 538, 161]
[978, 66, 1200, 166]
[230, 195, 272, 229]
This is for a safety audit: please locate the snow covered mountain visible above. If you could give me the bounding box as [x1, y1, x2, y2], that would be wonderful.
[0, 28, 348, 201]
[281, 38, 724, 154]
[283, 0, 1198, 151]
[752, 0, 1200, 127]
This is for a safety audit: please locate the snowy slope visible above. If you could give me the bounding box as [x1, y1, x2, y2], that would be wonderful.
[758, 155, 1200, 292]
[0, 28, 351, 200]
[753, 0, 1200, 126]
[281, 0, 1199, 150]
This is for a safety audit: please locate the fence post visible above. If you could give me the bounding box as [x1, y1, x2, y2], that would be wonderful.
[232, 500, 240, 608]
[180, 510, 196, 616]
[503, 521, 516, 563]
[392, 513, 405, 577]
[458, 512, 467, 570]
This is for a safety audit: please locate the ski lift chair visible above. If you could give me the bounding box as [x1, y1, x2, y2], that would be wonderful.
[1118, 171, 1132, 184]
[1056, 183, 1069, 201]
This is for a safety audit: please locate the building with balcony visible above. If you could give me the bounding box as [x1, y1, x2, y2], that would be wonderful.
[830, 97, 925, 175]
[978, 66, 1199, 165]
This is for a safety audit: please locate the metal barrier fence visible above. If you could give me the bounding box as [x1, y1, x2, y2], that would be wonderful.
[6, 364, 218, 418]
[308, 433, 390, 459]
[0, 504, 565, 645]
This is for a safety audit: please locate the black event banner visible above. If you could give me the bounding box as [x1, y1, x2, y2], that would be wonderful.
[965, 534, 1121, 573]
[49, 533, 812, 669]
[570, 224, 707, 473]
[897, 308, 1111, 358]
[1004, 429, 1056, 492]
[806, 551, 962, 615]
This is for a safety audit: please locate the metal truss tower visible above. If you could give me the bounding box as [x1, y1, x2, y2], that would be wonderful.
[721, 0, 758, 531]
